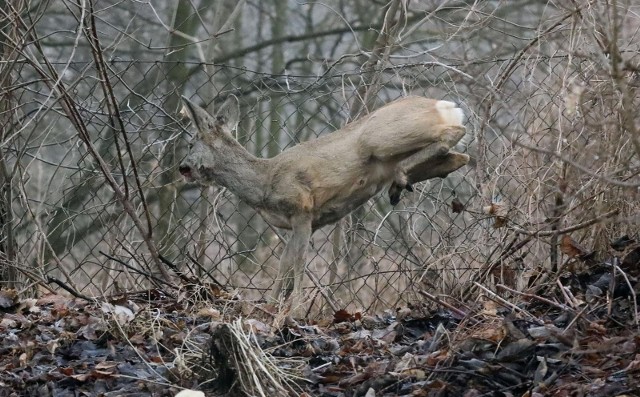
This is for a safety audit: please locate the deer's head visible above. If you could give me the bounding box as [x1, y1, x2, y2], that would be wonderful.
[178, 96, 239, 184]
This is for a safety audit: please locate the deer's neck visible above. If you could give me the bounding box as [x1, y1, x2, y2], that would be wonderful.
[203, 139, 271, 208]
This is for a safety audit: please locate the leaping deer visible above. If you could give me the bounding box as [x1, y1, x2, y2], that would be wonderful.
[178, 96, 469, 311]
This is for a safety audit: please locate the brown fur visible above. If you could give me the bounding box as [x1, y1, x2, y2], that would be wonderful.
[178, 96, 469, 310]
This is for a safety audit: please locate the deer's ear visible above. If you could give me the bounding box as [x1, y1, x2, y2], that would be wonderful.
[180, 96, 216, 134]
[215, 95, 240, 131]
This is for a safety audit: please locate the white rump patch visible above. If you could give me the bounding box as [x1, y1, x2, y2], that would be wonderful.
[436, 100, 464, 126]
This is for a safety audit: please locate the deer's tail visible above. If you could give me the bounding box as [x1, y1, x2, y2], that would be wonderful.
[435, 100, 464, 126]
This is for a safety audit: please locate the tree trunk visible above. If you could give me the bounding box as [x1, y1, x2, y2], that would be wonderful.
[267, 0, 287, 158]
[0, 0, 24, 286]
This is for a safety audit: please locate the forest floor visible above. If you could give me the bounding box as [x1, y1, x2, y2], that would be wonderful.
[1, 237, 639, 397]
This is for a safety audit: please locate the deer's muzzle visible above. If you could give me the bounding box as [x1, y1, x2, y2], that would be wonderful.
[179, 165, 194, 181]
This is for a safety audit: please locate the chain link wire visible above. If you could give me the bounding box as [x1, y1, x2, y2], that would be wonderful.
[3, 44, 638, 312]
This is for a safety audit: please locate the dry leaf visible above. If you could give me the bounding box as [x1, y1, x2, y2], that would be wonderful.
[333, 309, 354, 323]
[175, 389, 204, 397]
[483, 201, 509, 228]
[70, 372, 91, 382]
[560, 235, 588, 258]
[95, 361, 118, 370]
[0, 289, 18, 309]
[399, 368, 426, 379]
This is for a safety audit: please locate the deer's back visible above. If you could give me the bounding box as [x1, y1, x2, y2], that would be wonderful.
[265, 130, 388, 228]
[259, 96, 463, 229]
[357, 96, 464, 158]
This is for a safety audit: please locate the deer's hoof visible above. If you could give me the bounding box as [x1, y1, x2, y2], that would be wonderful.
[390, 193, 401, 206]
[389, 184, 402, 205]
[394, 169, 411, 189]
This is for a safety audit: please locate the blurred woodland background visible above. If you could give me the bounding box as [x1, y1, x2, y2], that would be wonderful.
[1, 0, 639, 313]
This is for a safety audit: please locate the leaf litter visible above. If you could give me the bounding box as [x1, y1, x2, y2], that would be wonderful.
[1, 236, 639, 396]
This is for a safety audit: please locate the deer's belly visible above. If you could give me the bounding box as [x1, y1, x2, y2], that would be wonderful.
[312, 178, 388, 228]
[257, 159, 394, 230]
[256, 208, 292, 229]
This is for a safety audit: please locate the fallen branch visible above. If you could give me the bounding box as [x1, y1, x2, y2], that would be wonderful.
[47, 277, 93, 301]
[496, 283, 574, 313]
[474, 282, 543, 325]
[418, 290, 479, 325]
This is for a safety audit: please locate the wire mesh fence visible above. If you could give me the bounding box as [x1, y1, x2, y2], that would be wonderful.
[1, 1, 639, 315]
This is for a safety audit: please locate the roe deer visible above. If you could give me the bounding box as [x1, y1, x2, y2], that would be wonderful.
[178, 96, 469, 312]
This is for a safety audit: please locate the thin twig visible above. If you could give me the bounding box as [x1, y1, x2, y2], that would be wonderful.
[556, 279, 580, 309]
[85, 1, 154, 237]
[508, 209, 620, 237]
[474, 282, 543, 324]
[100, 251, 174, 289]
[498, 283, 574, 313]
[612, 263, 639, 329]
[47, 277, 93, 301]
[418, 290, 479, 325]
[304, 271, 339, 313]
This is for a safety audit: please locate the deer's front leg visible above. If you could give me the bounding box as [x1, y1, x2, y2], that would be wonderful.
[270, 214, 313, 308]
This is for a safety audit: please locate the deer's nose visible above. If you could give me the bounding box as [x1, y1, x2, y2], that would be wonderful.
[178, 165, 192, 178]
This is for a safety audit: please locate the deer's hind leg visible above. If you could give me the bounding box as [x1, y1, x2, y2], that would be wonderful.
[406, 151, 470, 183]
[389, 126, 466, 204]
